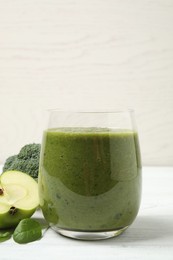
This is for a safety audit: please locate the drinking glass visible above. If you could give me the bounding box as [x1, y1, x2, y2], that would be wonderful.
[38, 110, 142, 240]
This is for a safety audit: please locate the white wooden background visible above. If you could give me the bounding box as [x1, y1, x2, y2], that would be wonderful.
[0, 0, 173, 166]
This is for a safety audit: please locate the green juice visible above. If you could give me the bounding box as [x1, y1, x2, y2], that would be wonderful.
[38, 128, 142, 231]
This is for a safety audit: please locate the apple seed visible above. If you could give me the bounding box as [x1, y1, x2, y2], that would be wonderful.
[0, 188, 4, 195]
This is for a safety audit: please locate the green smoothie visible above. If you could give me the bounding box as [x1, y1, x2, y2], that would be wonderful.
[39, 128, 142, 231]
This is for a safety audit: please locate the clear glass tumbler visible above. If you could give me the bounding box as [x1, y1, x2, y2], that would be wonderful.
[38, 110, 142, 240]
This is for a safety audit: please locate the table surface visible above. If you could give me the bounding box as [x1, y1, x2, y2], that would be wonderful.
[0, 167, 173, 260]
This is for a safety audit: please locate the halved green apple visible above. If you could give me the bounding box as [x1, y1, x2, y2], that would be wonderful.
[0, 170, 39, 229]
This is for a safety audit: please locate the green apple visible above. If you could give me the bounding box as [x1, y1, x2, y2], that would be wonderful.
[0, 170, 39, 229]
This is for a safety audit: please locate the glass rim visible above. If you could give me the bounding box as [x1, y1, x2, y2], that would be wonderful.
[47, 108, 135, 114]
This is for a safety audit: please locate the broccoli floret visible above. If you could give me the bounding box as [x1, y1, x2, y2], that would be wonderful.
[3, 143, 41, 179]
[3, 155, 18, 172]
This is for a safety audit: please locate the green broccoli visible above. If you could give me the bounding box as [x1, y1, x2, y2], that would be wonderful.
[3, 155, 18, 172]
[3, 143, 41, 179]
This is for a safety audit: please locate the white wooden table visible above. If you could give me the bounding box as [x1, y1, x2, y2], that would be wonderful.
[1, 167, 173, 260]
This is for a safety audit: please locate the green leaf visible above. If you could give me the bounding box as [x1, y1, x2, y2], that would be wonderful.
[13, 218, 42, 244]
[0, 230, 13, 242]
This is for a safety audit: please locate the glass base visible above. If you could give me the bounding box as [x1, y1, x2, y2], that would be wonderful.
[52, 226, 128, 240]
